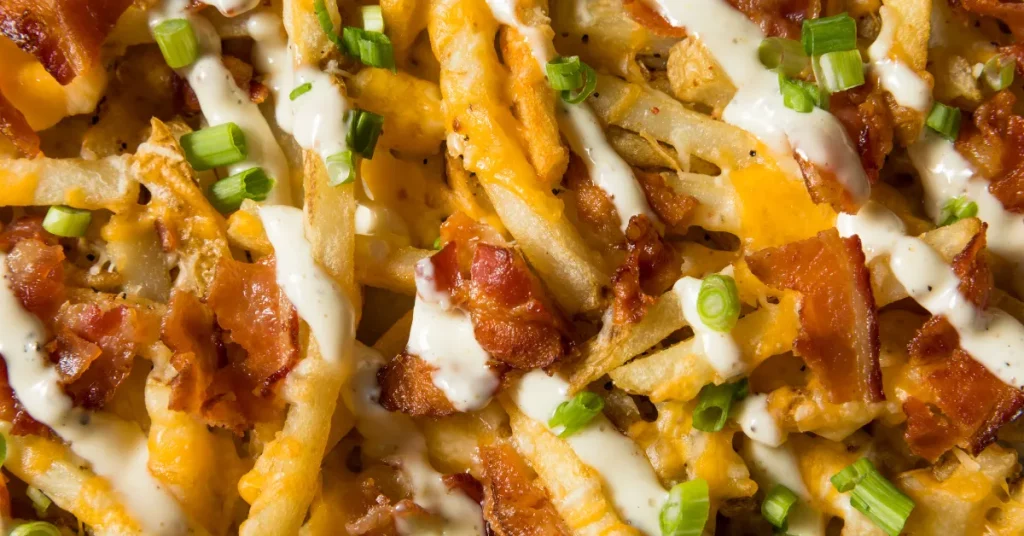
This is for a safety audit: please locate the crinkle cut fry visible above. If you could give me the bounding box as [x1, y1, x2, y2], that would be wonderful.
[237, 4, 357, 534]
[427, 0, 607, 315]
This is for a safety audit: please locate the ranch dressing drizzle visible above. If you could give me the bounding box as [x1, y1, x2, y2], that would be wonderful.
[406, 257, 500, 410]
[259, 205, 354, 365]
[205, 0, 261, 16]
[149, 1, 291, 205]
[866, 6, 931, 112]
[838, 201, 1024, 389]
[732, 393, 785, 447]
[0, 253, 188, 535]
[484, 0, 657, 232]
[672, 275, 745, 378]
[352, 344, 485, 535]
[512, 370, 667, 534]
[649, 0, 870, 207]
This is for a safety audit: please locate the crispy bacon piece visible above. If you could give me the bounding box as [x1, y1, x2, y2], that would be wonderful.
[0, 0, 133, 85]
[611, 215, 681, 324]
[635, 170, 699, 230]
[0, 90, 40, 157]
[0, 217, 58, 249]
[344, 480, 402, 536]
[903, 229, 1024, 461]
[746, 229, 883, 403]
[178, 56, 269, 114]
[46, 303, 159, 408]
[622, 0, 686, 37]
[624, 0, 816, 38]
[951, 0, 1024, 39]
[377, 353, 458, 417]
[563, 153, 623, 247]
[956, 91, 1024, 213]
[3, 239, 65, 321]
[830, 85, 895, 185]
[479, 444, 571, 536]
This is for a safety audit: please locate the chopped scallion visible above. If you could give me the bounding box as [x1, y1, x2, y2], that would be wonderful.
[326, 151, 356, 186]
[433, 236, 442, 249]
[347, 109, 385, 159]
[153, 19, 199, 69]
[362, 5, 385, 32]
[817, 49, 865, 92]
[779, 73, 814, 113]
[26, 486, 51, 517]
[290, 82, 313, 100]
[548, 391, 604, 437]
[939, 195, 978, 226]
[42, 206, 91, 237]
[832, 458, 915, 536]
[696, 274, 740, 332]
[692, 379, 747, 432]
[759, 37, 810, 77]
[561, 62, 597, 104]
[926, 102, 961, 141]
[983, 54, 1016, 91]
[358, 31, 396, 71]
[546, 56, 585, 90]
[314, 0, 343, 47]
[10, 522, 61, 536]
[180, 123, 248, 171]
[342, 26, 366, 57]
[802, 13, 857, 56]
[660, 479, 710, 536]
[830, 457, 875, 492]
[208, 167, 274, 213]
[762, 484, 798, 529]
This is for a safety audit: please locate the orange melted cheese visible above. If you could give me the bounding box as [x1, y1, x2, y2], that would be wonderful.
[732, 163, 836, 252]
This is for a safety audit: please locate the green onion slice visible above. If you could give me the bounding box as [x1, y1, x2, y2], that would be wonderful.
[10, 522, 62, 536]
[347, 109, 385, 159]
[433, 236, 442, 249]
[759, 37, 810, 77]
[153, 19, 199, 69]
[831, 457, 875, 492]
[762, 484, 799, 529]
[802, 13, 857, 56]
[362, 5, 385, 32]
[290, 82, 313, 100]
[326, 151, 356, 186]
[358, 31, 396, 71]
[779, 73, 814, 113]
[850, 468, 915, 536]
[983, 54, 1015, 91]
[548, 391, 604, 437]
[342, 26, 366, 57]
[561, 62, 597, 104]
[939, 195, 978, 226]
[547, 56, 585, 90]
[208, 167, 275, 213]
[926, 102, 962, 141]
[660, 479, 710, 536]
[692, 379, 747, 432]
[314, 0, 343, 47]
[817, 49, 865, 92]
[180, 123, 248, 171]
[42, 206, 91, 237]
[26, 486, 51, 517]
[696, 274, 741, 332]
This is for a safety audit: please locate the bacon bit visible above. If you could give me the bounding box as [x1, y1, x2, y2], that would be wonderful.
[635, 170, 699, 229]
[651, 107, 660, 115]
[47, 303, 159, 408]
[443, 472, 485, 504]
[479, 444, 571, 536]
[611, 215, 681, 324]
[0, 90, 40, 157]
[344, 480, 402, 536]
[956, 91, 1024, 213]
[0, 0, 134, 84]
[3, 239, 66, 321]
[206, 256, 300, 397]
[830, 85, 895, 186]
[622, 0, 687, 37]
[904, 228, 1024, 461]
[377, 353, 457, 417]
[746, 229, 883, 403]
[178, 55, 268, 114]
[950, 0, 1024, 39]
[0, 360, 51, 437]
[563, 153, 624, 247]
[0, 217, 58, 250]
[795, 155, 862, 214]
[726, 0, 818, 38]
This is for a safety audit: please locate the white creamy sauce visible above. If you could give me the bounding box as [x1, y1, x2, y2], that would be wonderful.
[259, 205, 354, 365]
[352, 344, 485, 536]
[908, 131, 1024, 294]
[673, 276, 745, 378]
[484, 0, 657, 231]
[149, 2, 291, 205]
[733, 394, 785, 447]
[0, 253, 187, 535]
[206, 0, 261, 16]
[406, 257, 499, 410]
[650, 0, 870, 206]
[866, 6, 931, 112]
[743, 441, 825, 536]
[512, 370, 667, 534]
[838, 201, 1024, 389]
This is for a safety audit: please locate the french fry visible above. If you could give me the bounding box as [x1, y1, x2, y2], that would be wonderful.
[0, 155, 138, 211]
[351, 68, 446, 157]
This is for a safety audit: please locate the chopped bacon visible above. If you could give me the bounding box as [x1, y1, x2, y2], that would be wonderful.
[635, 170, 699, 230]
[622, 0, 686, 37]
[746, 229, 883, 403]
[830, 85, 895, 186]
[0, 359, 50, 437]
[950, 0, 1024, 39]
[563, 153, 623, 248]
[377, 352, 457, 417]
[479, 444, 571, 536]
[903, 228, 1024, 461]
[0, 0, 134, 85]
[0, 217, 59, 250]
[0, 90, 40, 157]
[178, 55, 269, 114]
[344, 480, 402, 536]
[46, 302, 159, 408]
[956, 91, 1024, 213]
[3, 239, 65, 321]
[611, 215, 681, 324]
[443, 472, 485, 504]
[624, 0, 816, 38]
